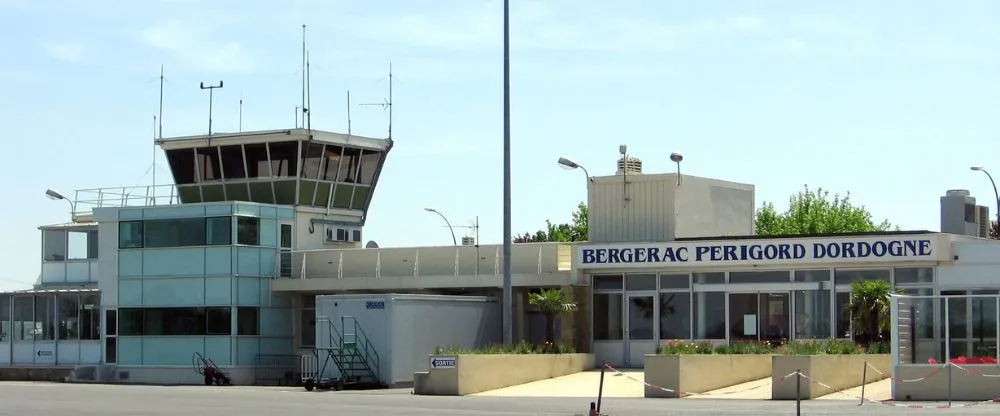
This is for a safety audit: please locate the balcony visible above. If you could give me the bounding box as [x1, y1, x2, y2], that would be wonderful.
[39, 223, 99, 287]
[271, 242, 576, 292]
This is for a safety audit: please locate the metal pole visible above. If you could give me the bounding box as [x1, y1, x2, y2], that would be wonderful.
[426, 209, 457, 246]
[199, 81, 223, 137]
[596, 362, 605, 413]
[859, 361, 867, 406]
[501, 0, 513, 346]
[947, 362, 953, 407]
[796, 370, 802, 415]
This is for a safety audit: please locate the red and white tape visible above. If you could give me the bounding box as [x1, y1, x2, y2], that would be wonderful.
[602, 363, 797, 397]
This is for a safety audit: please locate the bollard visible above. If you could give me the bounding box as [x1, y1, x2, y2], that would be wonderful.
[796, 370, 802, 416]
[859, 361, 868, 406]
[589, 401, 597, 416]
[947, 362, 953, 407]
[596, 362, 606, 414]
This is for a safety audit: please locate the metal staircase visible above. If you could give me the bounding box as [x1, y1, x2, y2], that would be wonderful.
[302, 316, 381, 391]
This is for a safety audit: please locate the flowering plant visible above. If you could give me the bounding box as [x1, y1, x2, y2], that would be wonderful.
[927, 356, 998, 364]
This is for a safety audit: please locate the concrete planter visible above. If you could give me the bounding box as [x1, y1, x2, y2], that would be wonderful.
[413, 353, 595, 396]
[771, 354, 890, 400]
[894, 364, 1000, 401]
[643, 354, 773, 398]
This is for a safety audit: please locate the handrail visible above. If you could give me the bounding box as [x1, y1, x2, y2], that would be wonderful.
[347, 316, 380, 381]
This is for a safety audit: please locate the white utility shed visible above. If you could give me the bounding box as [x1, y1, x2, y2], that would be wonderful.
[314, 293, 500, 386]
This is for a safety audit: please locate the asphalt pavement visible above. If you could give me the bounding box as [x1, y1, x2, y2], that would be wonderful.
[0, 382, 996, 415]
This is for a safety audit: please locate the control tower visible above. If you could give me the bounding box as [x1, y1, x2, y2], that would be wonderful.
[156, 128, 392, 223]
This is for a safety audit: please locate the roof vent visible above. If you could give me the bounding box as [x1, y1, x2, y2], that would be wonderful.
[616, 156, 642, 175]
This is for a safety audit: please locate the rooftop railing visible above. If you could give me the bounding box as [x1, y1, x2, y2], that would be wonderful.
[72, 184, 181, 214]
[278, 243, 574, 280]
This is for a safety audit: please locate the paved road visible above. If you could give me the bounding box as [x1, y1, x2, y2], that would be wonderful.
[0, 382, 996, 415]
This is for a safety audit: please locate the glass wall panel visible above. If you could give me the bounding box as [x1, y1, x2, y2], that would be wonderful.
[729, 293, 758, 341]
[729, 270, 790, 283]
[219, 145, 247, 179]
[237, 217, 261, 245]
[301, 142, 325, 178]
[693, 272, 725, 284]
[267, 142, 298, 177]
[144, 218, 207, 248]
[0, 295, 9, 342]
[694, 292, 725, 339]
[80, 294, 100, 340]
[206, 308, 231, 335]
[659, 274, 690, 289]
[195, 147, 222, 181]
[237, 307, 259, 336]
[244, 143, 270, 178]
[337, 148, 361, 182]
[593, 293, 623, 341]
[206, 217, 232, 245]
[35, 295, 54, 341]
[320, 145, 342, 181]
[119, 221, 144, 249]
[592, 275, 622, 291]
[12, 297, 32, 341]
[835, 291, 851, 338]
[165, 149, 196, 184]
[658, 292, 691, 339]
[357, 150, 381, 185]
[58, 294, 79, 340]
[628, 295, 655, 340]
[794, 289, 831, 339]
[43, 229, 66, 261]
[970, 293, 997, 359]
[794, 269, 830, 282]
[834, 269, 889, 286]
[894, 267, 934, 285]
[625, 274, 656, 291]
[944, 291, 968, 359]
[300, 308, 316, 347]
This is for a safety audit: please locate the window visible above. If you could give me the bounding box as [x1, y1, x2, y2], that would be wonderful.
[794, 269, 830, 282]
[593, 293, 623, 340]
[794, 289, 831, 339]
[244, 143, 270, 178]
[120, 307, 232, 336]
[625, 274, 656, 291]
[103, 308, 116, 337]
[592, 275, 622, 290]
[0, 295, 10, 342]
[43, 229, 67, 261]
[300, 308, 316, 347]
[659, 274, 690, 289]
[267, 142, 299, 177]
[693, 272, 725, 284]
[320, 145, 343, 181]
[144, 218, 207, 248]
[13, 297, 32, 341]
[106, 338, 117, 364]
[894, 267, 934, 285]
[659, 292, 691, 339]
[357, 150, 381, 185]
[301, 142, 324, 179]
[119, 221, 144, 249]
[195, 147, 222, 181]
[166, 149, 196, 184]
[897, 288, 938, 364]
[237, 217, 261, 245]
[35, 295, 54, 341]
[694, 292, 725, 339]
[58, 294, 79, 340]
[834, 269, 889, 286]
[835, 291, 852, 338]
[220, 145, 247, 179]
[80, 295, 100, 340]
[730, 270, 790, 283]
[237, 307, 259, 336]
[337, 148, 361, 182]
[206, 217, 232, 245]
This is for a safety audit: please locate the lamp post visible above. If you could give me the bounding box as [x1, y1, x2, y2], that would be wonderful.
[970, 166, 1000, 232]
[423, 208, 458, 246]
[501, 0, 513, 346]
[45, 188, 75, 219]
[557, 157, 592, 183]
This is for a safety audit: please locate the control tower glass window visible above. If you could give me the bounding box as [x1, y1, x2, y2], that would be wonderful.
[195, 147, 222, 181]
[358, 150, 380, 185]
[267, 142, 298, 177]
[244, 144, 270, 178]
[320, 146, 342, 181]
[301, 142, 324, 179]
[220, 145, 246, 179]
[337, 148, 361, 183]
[166, 149, 196, 184]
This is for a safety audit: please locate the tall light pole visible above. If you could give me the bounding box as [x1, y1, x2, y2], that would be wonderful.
[557, 157, 592, 184]
[200, 81, 224, 137]
[970, 166, 1000, 232]
[45, 188, 75, 220]
[501, 0, 513, 346]
[424, 208, 458, 246]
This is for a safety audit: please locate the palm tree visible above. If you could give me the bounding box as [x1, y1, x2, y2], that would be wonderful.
[843, 279, 894, 347]
[528, 288, 579, 345]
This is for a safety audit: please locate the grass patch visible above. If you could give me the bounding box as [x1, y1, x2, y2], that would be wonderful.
[434, 341, 576, 355]
[656, 339, 891, 355]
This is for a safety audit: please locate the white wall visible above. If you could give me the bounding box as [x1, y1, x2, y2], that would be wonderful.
[94, 209, 119, 307]
[293, 209, 363, 251]
[937, 239, 1000, 290]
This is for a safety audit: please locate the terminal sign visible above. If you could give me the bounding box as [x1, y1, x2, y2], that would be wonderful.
[578, 237, 937, 267]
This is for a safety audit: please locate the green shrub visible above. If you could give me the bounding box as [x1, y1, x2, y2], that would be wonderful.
[777, 339, 865, 355]
[656, 340, 775, 355]
[433, 341, 576, 355]
[656, 339, 888, 356]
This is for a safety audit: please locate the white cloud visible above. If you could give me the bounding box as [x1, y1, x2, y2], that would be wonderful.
[41, 41, 89, 62]
[139, 20, 253, 72]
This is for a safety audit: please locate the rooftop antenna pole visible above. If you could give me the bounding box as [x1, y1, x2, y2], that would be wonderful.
[239, 90, 244, 132]
[199, 81, 224, 139]
[294, 106, 300, 128]
[301, 24, 308, 131]
[347, 90, 352, 135]
[359, 62, 393, 139]
[152, 115, 157, 194]
[155, 65, 164, 191]
[306, 51, 312, 133]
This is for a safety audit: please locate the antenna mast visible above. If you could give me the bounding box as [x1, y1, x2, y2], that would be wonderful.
[359, 62, 394, 139]
[347, 90, 352, 135]
[152, 115, 157, 192]
[306, 51, 312, 133]
[199, 81, 224, 139]
[300, 24, 308, 131]
[155, 64, 164, 190]
[239, 90, 244, 132]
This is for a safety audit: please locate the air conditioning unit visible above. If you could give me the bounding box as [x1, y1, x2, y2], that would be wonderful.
[323, 225, 362, 243]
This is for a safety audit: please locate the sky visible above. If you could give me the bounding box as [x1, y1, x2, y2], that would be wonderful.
[1, 0, 999, 291]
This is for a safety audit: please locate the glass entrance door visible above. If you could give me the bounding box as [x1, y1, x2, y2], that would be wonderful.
[626, 294, 656, 367]
[729, 292, 790, 342]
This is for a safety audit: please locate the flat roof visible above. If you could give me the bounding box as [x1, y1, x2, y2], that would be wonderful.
[677, 230, 938, 242]
[156, 128, 392, 152]
[38, 221, 98, 231]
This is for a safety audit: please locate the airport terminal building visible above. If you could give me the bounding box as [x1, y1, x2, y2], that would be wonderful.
[6, 127, 1000, 384]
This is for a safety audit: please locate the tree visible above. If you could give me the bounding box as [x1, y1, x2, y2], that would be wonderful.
[843, 279, 895, 347]
[527, 288, 578, 346]
[756, 185, 893, 236]
[991, 220, 999, 239]
[514, 202, 588, 243]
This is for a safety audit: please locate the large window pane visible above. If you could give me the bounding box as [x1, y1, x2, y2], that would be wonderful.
[0, 295, 10, 342]
[35, 295, 54, 341]
[894, 267, 934, 285]
[337, 148, 361, 182]
[237, 307, 259, 336]
[693, 272, 724, 284]
[144, 218, 207, 248]
[593, 293, 623, 341]
[13, 297, 32, 341]
[244, 143, 270, 178]
[320, 145, 342, 181]
[144, 308, 207, 335]
[220, 145, 247, 179]
[206, 308, 231, 335]
[971, 294, 997, 359]
[944, 291, 968, 359]
[659, 292, 691, 339]
[357, 150, 381, 185]
[794, 290, 830, 339]
[119, 221, 143, 249]
[58, 294, 79, 340]
[592, 275, 622, 291]
[237, 217, 261, 245]
[195, 147, 222, 181]
[834, 269, 889, 286]
[694, 292, 725, 339]
[301, 142, 324, 179]
[80, 295, 100, 340]
[119, 309, 143, 336]
[206, 217, 232, 245]
[300, 308, 316, 347]
[896, 289, 940, 364]
[165, 149, 196, 184]
[43, 229, 66, 261]
[729, 293, 758, 340]
[659, 274, 690, 289]
[794, 269, 830, 282]
[835, 291, 851, 338]
[625, 274, 656, 291]
[628, 295, 655, 340]
[267, 142, 298, 177]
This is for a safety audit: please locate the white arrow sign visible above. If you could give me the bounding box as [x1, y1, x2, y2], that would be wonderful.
[430, 356, 457, 369]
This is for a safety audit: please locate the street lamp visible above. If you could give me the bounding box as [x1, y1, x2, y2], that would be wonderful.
[557, 157, 592, 182]
[970, 166, 1000, 230]
[501, 0, 513, 347]
[45, 188, 75, 218]
[424, 208, 458, 246]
